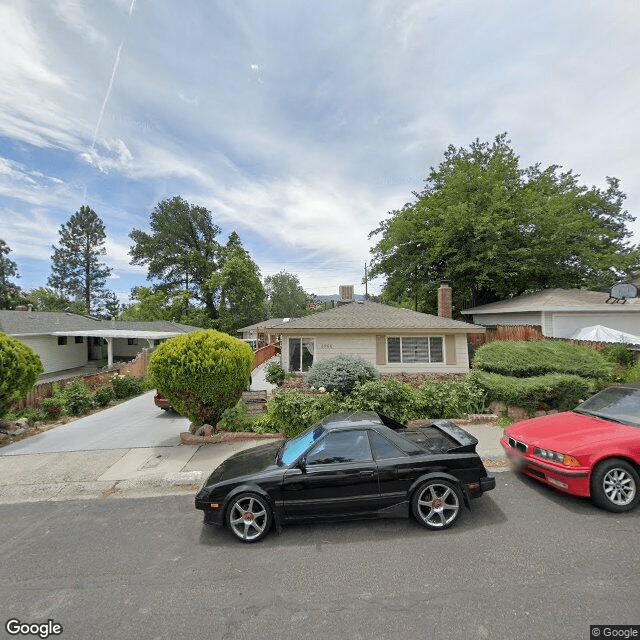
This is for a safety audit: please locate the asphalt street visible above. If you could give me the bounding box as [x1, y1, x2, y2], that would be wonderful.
[1, 472, 639, 640]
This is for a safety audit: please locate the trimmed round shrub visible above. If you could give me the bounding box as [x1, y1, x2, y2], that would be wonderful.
[147, 329, 254, 428]
[265, 362, 286, 387]
[306, 355, 379, 394]
[0, 333, 43, 417]
[111, 374, 144, 399]
[61, 380, 94, 415]
[94, 385, 116, 407]
[474, 339, 613, 380]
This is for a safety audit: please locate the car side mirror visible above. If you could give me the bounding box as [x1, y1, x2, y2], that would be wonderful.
[297, 458, 307, 472]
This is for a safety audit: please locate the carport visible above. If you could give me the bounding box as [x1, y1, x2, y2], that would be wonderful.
[48, 329, 184, 368]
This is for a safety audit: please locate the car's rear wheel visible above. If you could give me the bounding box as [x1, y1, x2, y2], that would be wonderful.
[411, 480, 462, 530]
[226, 493, 272, 542]
[591, 458, 640, 513]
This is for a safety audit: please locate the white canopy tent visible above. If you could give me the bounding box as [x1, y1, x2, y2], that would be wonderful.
[570, 325, 640, 345]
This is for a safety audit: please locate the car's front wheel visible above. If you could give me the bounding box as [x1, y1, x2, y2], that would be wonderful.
[411, 480, 462, 530]
[591, 459, 640, 513]
[226, 493, 272, 542]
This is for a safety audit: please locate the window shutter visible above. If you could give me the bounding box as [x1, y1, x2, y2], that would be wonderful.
[376, 335, 386, 365]
[445, 335, 457, 364]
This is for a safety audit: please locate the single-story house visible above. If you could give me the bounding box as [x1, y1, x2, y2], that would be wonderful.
[237, 319, 288, 349]
[266, 285, 484, 374]
[461, 288, 640, 339]
[0, 309, 198, 376]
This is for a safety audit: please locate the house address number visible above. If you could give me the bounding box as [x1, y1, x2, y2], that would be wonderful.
[320, 344, 335, 349]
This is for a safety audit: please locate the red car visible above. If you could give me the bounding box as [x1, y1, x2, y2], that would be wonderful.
[502, 383, 640, 513]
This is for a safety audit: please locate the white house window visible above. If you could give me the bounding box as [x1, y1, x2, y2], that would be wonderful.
[57, 336, 67, 346]
[387, 336, 444, 363]
[289, 338, 314, 372]
[127, 338, 138, 346]
[75, 336, 84, 344]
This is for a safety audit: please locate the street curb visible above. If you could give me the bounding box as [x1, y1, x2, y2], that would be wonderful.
[179, 431, 282, 445]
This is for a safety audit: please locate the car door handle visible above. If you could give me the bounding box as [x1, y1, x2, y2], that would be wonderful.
[358, 470, 375, 476]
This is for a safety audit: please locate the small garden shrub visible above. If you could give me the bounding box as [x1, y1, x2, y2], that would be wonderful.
[474, 340, 613, 380]
[218, 400, 254, 432]
[265, 362, 286, 387]
[40, 396, 65, 420]
[306, 355, 379, 394]
[600, 344, 636, 367]
[467, 370, 594, 413]
[416, 379, 488, 419]
[111, 374, 145, 399]
[94, 385, 116, 408]
[263, 389, 343, 438]
[341, 378, 416, 424]
[61, 380, 94, 416]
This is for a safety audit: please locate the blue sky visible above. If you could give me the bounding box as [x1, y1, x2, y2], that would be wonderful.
[1, 0, 640, 303]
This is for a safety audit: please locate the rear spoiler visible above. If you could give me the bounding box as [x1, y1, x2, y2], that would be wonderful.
[419, 420, 479, 453]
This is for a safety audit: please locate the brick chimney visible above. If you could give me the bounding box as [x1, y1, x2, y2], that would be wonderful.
[437, 280, 452, 318]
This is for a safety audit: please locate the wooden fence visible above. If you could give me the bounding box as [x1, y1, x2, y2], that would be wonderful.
[11, 348, 155, 411]
[467, 325, 544, 349]
[252, 343, 281, 370]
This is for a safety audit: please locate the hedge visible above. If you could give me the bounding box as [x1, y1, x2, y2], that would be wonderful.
[474, 340, 613, 380]
[467, 370, 596, 413]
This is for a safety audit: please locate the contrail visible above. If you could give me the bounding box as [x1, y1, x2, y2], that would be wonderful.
[90, 0, 137, 149]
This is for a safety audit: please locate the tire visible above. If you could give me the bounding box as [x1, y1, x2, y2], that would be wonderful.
[591, 458, 640, 513]
[411, 479, 462, 530]
[226, 493, 272, 542]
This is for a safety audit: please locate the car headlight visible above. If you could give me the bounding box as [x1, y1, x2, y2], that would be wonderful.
[533, 447, 579, 467]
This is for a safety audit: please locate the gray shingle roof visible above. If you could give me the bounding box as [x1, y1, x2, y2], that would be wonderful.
[461, 288, 640, 314]
[236, 319, 290, 333]
[267, 301, 483, 332]
[0, 311, 200, 336]
[0, 311, 101, 335]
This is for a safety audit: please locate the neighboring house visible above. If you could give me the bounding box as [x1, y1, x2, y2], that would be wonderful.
[237, 319, 288, 349]
[267, 285, 484, 374]
[0, 310, 198, 376]
[461, 288, 640, 339]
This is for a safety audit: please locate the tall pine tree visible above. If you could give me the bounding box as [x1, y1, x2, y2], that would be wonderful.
[0, 239, 21, 309]
[48, 206, 112, 314]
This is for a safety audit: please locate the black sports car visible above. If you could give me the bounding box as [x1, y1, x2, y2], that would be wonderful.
[195, 411, 496, 542]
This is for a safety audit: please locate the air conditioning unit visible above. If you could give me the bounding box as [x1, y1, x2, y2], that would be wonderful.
[339, 285, 355, 302]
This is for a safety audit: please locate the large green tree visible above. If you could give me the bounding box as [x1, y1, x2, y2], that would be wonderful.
[129, 196, 223, 318]
[0, 239, 21, 309]
[26, 287, 87, 314]
[208, 243, 266, 334]
[48, 205, 112, 314]
[264, 270, 310, 318]
[370, 134, 640, 313]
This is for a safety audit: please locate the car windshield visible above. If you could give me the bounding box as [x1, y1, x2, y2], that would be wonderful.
[279, 424, 326, 466]
[575, 386, 640, 427]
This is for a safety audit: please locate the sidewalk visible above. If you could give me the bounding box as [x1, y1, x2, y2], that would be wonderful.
[0, 422, 508, 505]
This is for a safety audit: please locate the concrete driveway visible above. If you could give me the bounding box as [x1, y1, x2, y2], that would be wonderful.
[0, 391, 191, 456]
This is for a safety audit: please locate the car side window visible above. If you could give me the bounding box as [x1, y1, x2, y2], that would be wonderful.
[306, 430, 373, 465]
[369, 431, 407, 460]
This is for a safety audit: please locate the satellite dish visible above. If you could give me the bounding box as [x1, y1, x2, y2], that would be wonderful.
[607, 283, 638, 303]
